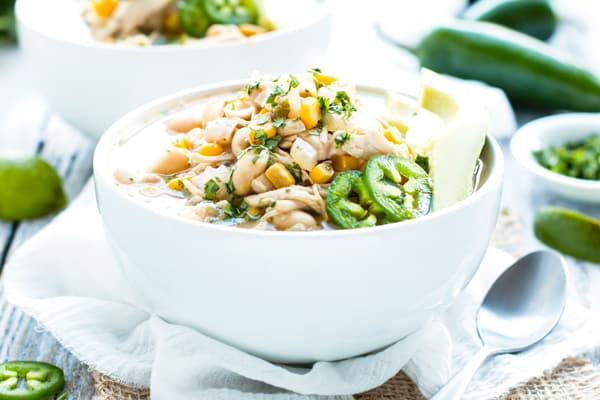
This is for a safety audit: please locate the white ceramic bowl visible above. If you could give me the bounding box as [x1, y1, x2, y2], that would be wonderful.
[511, 113, 600, 203]
[93, 82, 504, 363]
[16, 0, 331, 139]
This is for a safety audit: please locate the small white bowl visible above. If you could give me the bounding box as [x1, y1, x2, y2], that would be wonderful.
[16, 0, 331, 139]
[93, 81, 504, 363]
[511, 113, 600, 203]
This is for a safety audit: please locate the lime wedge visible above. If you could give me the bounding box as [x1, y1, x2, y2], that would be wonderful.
[534, 207, 600, 263]
[385, 69, 488, 211]
[0, 156, 67, 221]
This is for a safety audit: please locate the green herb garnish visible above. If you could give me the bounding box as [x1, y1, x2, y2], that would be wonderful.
[286, 163, 303, 184]
[330, 91, 356, 120]
[226, 170, 235, 193]
[204, 179, 220, 200]
[245, 80, 261, 95]
[335, 132, 351, 148]
[266, 85, 285, 106]
[273, 116, 286, 128]
[415, 154, 430, 173]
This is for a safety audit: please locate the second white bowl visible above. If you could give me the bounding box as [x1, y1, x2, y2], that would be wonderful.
[16, 0, 331, 139]
[511, 113, 600, 203]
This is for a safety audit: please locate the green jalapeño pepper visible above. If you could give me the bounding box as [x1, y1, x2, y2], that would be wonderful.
[326, 171, 379, 229]
[202, 0, 258, 25]
[0, 361, 65, 400]
[178, 0, 212, 38]
[364, 155, 432, 222]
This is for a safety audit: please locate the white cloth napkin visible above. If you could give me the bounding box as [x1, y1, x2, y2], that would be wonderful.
[4, 184, 600, 400]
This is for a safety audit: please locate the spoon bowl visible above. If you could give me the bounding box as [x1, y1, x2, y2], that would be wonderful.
[431, 250, 568, 400]
[477, 251, 568, 353]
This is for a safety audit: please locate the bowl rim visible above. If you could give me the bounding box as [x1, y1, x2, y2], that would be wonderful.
[94, 80, 504, 238]
[15, 0, 331, 53]
[510, 112, 600, 191]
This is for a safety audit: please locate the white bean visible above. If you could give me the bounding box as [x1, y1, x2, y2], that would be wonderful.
[165, 117, 202, 133]
[204, 118, 238, 145]
[278, 119, 305, 136]
[271, 211, 317, 231]
[148, 148, 190, 175]
[231, 127, 251, 156]
[113, 168, 135, 184]
[201, 99, 225, 125]
[232, 150, 269, 195]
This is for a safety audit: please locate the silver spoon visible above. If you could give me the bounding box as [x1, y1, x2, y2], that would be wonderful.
[430, 250, 568, 400]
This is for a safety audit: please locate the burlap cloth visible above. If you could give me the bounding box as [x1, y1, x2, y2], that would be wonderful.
[91, 210, 600, 399]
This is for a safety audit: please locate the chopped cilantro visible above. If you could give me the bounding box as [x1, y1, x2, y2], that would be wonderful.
[273, 116, 286, 128]
[286, 163, 303, 184]
[335, 131, 351, 148]
[204, 179, 220, 200]
[252, 148, 262, 164]
[288, 75, 300, 91]
[415, 154, 430, 173]
[245, 80, 260, 95]
[226, 170, 235, 193]
[308, 67, 322, 73]
[264, 136, 282, 150]
[254, 129, 268, 143]
[222, 199, 257, 222]
[317, 96, 330, 114]
[253, 130, 282, 151]
[330, 91, 356, 120]
[266, 85, 285, 106]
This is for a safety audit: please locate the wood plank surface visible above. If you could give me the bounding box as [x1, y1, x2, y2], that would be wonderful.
[0, 46, 97, 398]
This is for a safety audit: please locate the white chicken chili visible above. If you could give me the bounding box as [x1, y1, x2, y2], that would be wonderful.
[82, 0, 273, 46]
[112, 69, 489, 231]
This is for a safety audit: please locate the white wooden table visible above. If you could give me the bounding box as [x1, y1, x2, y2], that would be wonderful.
[1, 41, 599, 398]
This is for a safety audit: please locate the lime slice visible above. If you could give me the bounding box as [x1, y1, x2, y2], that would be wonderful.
[534, 207, 600, 263]
[0, 155, 67, 221]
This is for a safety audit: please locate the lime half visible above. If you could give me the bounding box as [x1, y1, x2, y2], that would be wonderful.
[0, 155, 67, 221]
[534, 207, 600, 263]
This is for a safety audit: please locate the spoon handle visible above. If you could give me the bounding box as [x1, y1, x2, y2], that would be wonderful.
[429, 347, 493, 400]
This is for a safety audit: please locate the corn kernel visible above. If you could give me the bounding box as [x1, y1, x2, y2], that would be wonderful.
[247, 206, 262, 218]
[173, 135, 194, 149]
[198, 143, 224, 156]
[384, 129, 403, 145]
[309, 162, 335, 184]
[167, 178, 185, 191]
[265, 163, 295, 188]
[163, 11, 181, 33]
[239, 24, 266, 37]
[299, 97, 321, 130]
[249, 123, 276, 144]
[93, 0, 119, 18]
[313, 72, 337, 85]
[332, 154, 360, 171]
